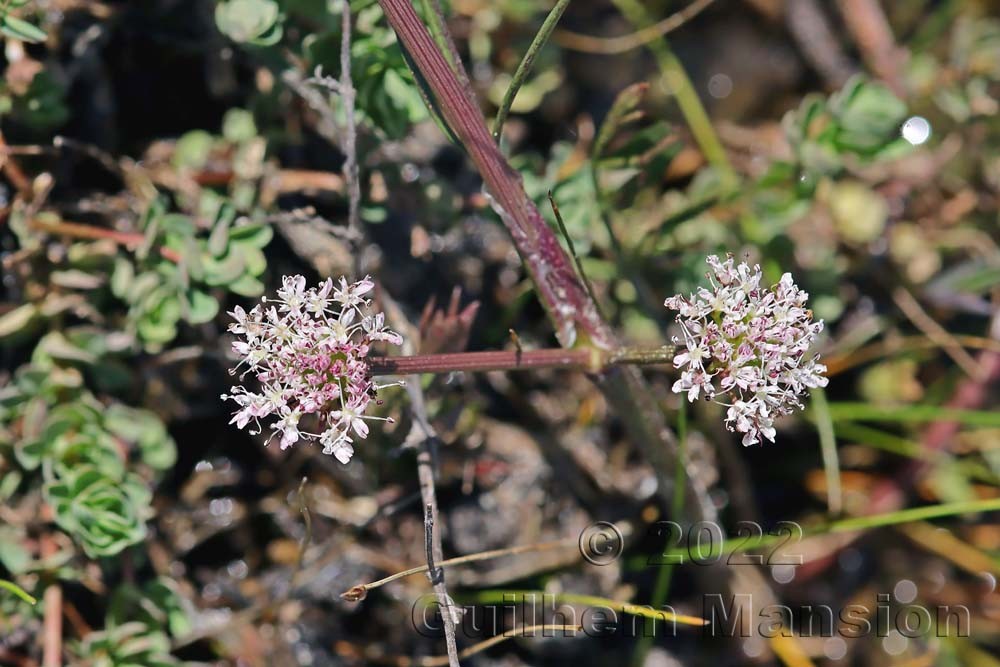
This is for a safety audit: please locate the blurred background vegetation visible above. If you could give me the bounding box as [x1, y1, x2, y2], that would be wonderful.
[0, 0, 999, 665]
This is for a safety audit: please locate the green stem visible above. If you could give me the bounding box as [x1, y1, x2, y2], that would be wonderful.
[0, 579, 36, 605]
[811, 387, 843, 516]
[548, 190, 603, 314]
[493, 0, 572, 142]
[632, 401, 687, 667]
[610, 0, 736, 188]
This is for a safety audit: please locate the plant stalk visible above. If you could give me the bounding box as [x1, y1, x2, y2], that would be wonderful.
[493, 0, 572, 142]
[369, 346, 676, 376]
[376, 0, 717, 525]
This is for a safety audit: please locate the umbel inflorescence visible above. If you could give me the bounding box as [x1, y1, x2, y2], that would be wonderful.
[664, 255, 828, 446]
[222, 275, 402, 464]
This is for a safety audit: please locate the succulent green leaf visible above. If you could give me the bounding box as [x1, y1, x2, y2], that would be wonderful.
[0, 15, 47, 43]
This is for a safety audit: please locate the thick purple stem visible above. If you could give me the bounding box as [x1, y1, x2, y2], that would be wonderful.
[378, 0, 612, 349]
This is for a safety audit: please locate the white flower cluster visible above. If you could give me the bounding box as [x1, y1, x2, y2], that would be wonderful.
[664, 255, 828, 446]
[222, 275, 403, 463]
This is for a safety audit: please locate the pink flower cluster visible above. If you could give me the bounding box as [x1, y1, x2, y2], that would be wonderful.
[222, 275, 403, 463]
[664, 255, 828, 446]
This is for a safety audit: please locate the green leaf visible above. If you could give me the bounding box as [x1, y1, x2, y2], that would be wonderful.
[0, 303, 39, 339]
[239, 246, 267, 277]
[215, 0, 283, 45]
[208, 203, 236, 258]
[108, 578, 191, 638]
[594, 82, 649, 160]
[201, 251, 247, 286]
[830, 76, 908, 154]
[825, 403, 1000, 427]
[126, 272, 161, 305]
[0, 579, 36, 605]
[105, 405, 177, 471]
[111, 257, 136, 298]
[0, 527, 31, 575]
[44, 466, 150, 558]
[0, 15, 46, 43]
[222, 108, 257, 143]
[227, 274, 265, 296]
[172, 131, 214, 170]
[228, 223, 273, 248]
[183, 288, 219, 325]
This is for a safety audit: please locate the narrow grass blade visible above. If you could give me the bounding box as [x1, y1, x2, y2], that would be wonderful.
[0, 579, 37, 605]
[825, 403, 1000, 427]
[811, 387, 842, 515]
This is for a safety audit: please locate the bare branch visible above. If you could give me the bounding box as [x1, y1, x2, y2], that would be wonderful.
[339, 1, 362, 244]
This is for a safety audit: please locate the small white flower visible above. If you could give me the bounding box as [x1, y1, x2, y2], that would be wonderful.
[320, 429, 355, 464]
[276, 408, 303, 450]
[665, 255, 828, 446]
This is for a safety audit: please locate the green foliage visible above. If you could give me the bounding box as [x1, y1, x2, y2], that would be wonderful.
[73, 622, 180, 667]
[783, 75, 910, 179]
[68, 578, 190, 666]
[0, 69, 69, 132]
[213, 0, 428, 139]
[1, 351, 175, 558]
[0, 1, 45, 43]
[300, 2, 428, 139]
[912, 16, 1000, 122]
[109, 199, 271, 349]
[44, 467, 152, 558]
[0, 578, 36, 604]
[107, 578, 193, 638]
[215, 0, 283, 45]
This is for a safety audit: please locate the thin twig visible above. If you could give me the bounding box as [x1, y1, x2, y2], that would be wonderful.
[283, 68, 341, 145]
[823, 334, 1000, 376]
[554, 0, 713, 55]
[892, 287, 984, 381]
[423, 504, 440, 583]
[339, 0, 362, 247]
[340, 535, 579, 600]
[408, 381, 461, 666]
[547, 191, 601, 312]
[343, 625, 583, 667]
[287, 477, 312, 596]
[493, 0, 571, 142]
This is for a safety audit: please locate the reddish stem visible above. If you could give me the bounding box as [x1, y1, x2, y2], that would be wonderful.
[368, 346, 675, 376]
[41, 535, 62, 667]
[370, 348, 596, 375]
[378, 0, 612, 349]
[31, 218, 182, 263]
